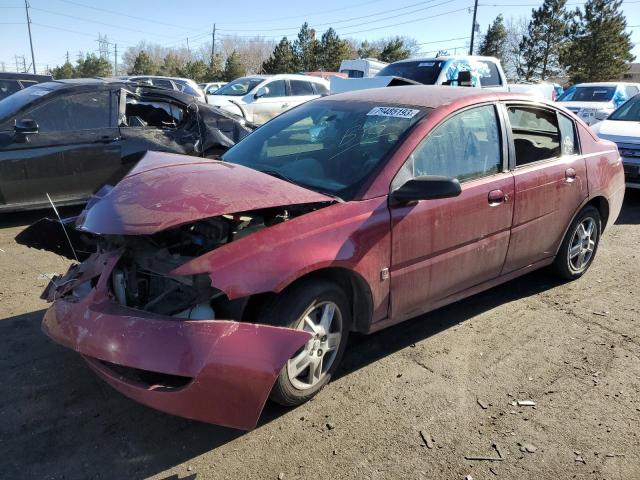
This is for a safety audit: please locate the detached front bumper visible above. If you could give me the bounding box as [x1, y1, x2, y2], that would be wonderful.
[41, 255, 310, 430]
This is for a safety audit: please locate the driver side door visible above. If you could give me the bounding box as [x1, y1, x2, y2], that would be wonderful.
[249, 80, 288, 124]
[389, 104, 514, 321]
[0, 89, 120, 209]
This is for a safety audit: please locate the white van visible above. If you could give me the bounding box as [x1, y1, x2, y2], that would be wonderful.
[339, 58, 388, 78]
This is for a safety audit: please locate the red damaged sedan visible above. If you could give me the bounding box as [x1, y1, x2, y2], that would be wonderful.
[21, 86, 625, 430]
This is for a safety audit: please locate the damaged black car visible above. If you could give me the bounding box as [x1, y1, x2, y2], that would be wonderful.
[0, 78, 255, 212]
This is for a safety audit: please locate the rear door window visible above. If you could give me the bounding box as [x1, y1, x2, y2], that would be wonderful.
[476, 61, 502, 87]
[557, 113, 579, 156]
[290, 80, 315, 96]
[152, 79, 175, 90]
[313, 82, 329, 96]
[507, 106, 561, 166]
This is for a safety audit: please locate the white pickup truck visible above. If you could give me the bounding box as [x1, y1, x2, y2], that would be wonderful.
[331, 55, 556, 100]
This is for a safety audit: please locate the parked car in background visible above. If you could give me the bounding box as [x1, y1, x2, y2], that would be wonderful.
[200, 81, 227, 96]
[591, 93, 640, 189]
[507, 82, 561, 101]
[333, 55, 508, 94]
[206, 74, 329, 124]
[339, 58, 387, 78]
[557, 82, 640, 125]
[0, 78, 253, 212]
[22, 86, 624, 430]
[0, 72, 53, 101]
[119, 75, 207, 103]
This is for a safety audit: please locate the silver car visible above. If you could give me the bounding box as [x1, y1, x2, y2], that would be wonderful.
[206, 74, 329, 124]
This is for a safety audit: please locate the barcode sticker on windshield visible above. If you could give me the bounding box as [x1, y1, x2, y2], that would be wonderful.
[367, 106, 420, 119]
[418, 62, 435, 67]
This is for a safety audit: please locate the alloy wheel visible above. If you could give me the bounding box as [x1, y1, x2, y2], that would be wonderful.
[568, 217, 597, 274]
[287, 301, 343, 391]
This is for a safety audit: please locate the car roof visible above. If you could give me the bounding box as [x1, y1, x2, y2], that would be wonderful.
[572, 82, 636, 87]
[320, 85, 495, 108]
[388, 55, 500, 65]
[234, 74, 328, 83]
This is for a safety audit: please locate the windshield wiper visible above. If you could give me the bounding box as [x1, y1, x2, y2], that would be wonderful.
[260, 169, 344, 202]
[260, 169, 298, 185]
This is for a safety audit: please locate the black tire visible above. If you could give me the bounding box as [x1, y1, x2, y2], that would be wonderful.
[552, 205, 601, 280]
[259, 279, 351, 407]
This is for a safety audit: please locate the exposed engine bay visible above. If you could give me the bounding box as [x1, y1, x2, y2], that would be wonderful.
[19, 203, 327, 320]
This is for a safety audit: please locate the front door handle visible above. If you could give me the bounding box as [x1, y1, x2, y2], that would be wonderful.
[488, 189, 505, 206]
[565, 167, 576, 183]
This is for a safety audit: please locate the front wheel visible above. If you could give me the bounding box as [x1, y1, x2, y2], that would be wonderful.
[553, 205, 601, 280]
[259, 280, 351, 406]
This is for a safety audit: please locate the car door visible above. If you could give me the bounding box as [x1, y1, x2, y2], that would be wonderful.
[501, 103, 588, 273]
[389, 104, 514, 321]
[0, 89, 121, 209]
[249, 80, 288, 124]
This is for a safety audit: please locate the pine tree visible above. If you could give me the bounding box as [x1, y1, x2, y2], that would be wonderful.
[561, 0, 635, 83]
[76, 54, 112, 77]
[357, 40, 381, 59]
[317, 28, 350, 71]
[158, 52, 184, 77]
[180, 60, 209, 83]
[293, 23, 320, 71]
[379, 37, 411, 63]
[262, 37, 296, 74]
[51, 61, 75, 79]
[518, 0, 569, 81]
[129, 51, 157, 75]
[478, 15, 508, 64]
[223, 51, 246, 81]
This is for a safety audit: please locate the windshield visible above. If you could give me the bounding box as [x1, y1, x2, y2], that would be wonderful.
[608, 94, 640, 121]
[222, 100, 428, 200]
[558, 86, 617, 102]
[0, 83, 57, 122]
[377, 61, 444, 84]
[213, 77, 263, 96]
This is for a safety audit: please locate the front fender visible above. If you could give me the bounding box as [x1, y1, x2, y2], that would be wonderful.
[172, 197, 391, 319]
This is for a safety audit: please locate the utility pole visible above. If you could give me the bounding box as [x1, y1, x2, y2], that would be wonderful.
[469, 0, 479, 55]
[186, 37, 191, 56]
[114, 44, 118, 75]
[211, 24, 216, 66]
[22, 56, 27, 73]
[66, 51, 69, 64]
[24, 0, 36, 73]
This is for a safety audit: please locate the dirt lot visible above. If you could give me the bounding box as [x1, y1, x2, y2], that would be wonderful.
[1, 191, 639, 480]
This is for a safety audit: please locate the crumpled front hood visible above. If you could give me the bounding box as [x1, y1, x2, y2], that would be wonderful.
[206, 95, 245, 106]
[75, 151, 332, 235]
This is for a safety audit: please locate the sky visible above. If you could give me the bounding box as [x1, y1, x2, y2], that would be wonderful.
[1, 0, 639, 74]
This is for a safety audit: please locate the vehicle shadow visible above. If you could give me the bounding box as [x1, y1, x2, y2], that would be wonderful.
[615, 188, 640, 225]
[0, 270, 562, 480]
[0, 206, 82, 230]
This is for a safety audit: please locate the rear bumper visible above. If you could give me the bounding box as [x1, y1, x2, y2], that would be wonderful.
[41, 255, 310, 430]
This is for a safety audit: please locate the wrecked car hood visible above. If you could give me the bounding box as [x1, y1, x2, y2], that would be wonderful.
[75, 151, 333, 235]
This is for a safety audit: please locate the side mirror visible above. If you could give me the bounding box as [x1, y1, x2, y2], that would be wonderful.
[594, 110, 609, 121]
[390, 176, 461, 205]
[14, 118, 39, 135]
[457, 70, 473, 86]
[254, 86, 269, 99]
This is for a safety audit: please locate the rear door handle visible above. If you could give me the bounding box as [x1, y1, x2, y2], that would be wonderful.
[565, 167, 576, 183]
[488, 189, 506, 206]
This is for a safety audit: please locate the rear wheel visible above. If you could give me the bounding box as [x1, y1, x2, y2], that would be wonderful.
[553, 205, 601, 280]
[259, 280, 351, 406]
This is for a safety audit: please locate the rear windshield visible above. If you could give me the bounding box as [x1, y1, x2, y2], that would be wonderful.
[558, 86, 617, 102]
[377, 61, 444, 85]
[0, 79, 22, 101]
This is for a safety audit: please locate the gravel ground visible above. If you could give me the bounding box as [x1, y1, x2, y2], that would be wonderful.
[1, 190, 639, 480]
